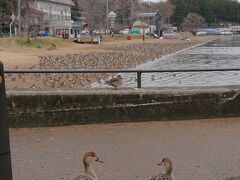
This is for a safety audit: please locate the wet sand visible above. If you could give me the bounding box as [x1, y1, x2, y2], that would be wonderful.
[10, 117, 240, 180]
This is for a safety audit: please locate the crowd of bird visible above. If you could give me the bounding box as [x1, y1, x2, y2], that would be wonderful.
[72, 151, 174, 180]
[5, 41, 200, 90]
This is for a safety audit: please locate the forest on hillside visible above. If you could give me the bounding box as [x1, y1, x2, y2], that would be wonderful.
[170, 0, 240, 26]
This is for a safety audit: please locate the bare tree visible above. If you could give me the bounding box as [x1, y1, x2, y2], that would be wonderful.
[112, 0, 141, 27]
[73, 0, 142, 30]
[21, 0, 44, 42]
[154, 1, 175, 24]
[73, 0, 106, 29]
[72, 0, 175, 31]
[181, 13, 207, 31]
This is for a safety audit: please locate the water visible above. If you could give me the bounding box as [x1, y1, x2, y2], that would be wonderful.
[117, 36, 240, 88]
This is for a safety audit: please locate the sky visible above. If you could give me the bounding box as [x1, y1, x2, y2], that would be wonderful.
[145, 0, 240, 2]
[144, 0, 164, 2]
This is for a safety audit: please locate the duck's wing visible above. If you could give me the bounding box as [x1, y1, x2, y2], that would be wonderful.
[149, 173, 173, 180]
[149, 173, 163, 180]
[106, 78, 118, 84]
[71, 174, 93, 180]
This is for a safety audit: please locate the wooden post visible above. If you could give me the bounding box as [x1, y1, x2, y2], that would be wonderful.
[0, 61, 13, 180]
[137, 72, 142, 88]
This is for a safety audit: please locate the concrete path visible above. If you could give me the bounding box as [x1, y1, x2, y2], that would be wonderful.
[10, 118, 240, 180]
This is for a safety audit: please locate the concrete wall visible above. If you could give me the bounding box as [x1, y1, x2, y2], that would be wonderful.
[6, 86, 240, 127]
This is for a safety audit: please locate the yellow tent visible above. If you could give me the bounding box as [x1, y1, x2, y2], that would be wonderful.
[132, 20, 149, 28]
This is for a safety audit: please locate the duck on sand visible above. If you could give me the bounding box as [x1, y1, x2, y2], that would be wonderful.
[105, 75, 123, 89]
[72, 151, 104, 180]
[150, 157, 174, 180]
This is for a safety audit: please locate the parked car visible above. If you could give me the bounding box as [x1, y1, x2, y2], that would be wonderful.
[112, 31, 121, 34]
[196, 31, 207, 36]
[81, 30, 90, 35]
[163, 32, 178, 39]
[119, 29, 130, 34]
[38, 31, 50, 36]
[220, 31, 233, 35]
[92, 30, 101, 34]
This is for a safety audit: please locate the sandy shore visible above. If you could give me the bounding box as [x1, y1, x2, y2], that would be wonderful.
[10, 117, 240, 180]
[0, 35, 216, 90]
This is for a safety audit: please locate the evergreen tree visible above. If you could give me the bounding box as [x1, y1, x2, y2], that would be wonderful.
[170, 0, 240, 27]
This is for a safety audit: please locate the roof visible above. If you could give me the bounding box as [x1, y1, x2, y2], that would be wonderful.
[137, 13, 157, 18]
[46, 0, 75, 6]
[132, 20, 149, 28]
[72, 20, 88, 29]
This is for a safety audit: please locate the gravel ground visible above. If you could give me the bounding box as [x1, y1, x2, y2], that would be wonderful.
[10, 118, 240, 180]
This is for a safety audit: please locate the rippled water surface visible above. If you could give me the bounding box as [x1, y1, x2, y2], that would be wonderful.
[114, 36, 240, 88]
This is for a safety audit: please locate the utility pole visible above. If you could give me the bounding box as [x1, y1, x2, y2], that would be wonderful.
[131, 0, 134, 24]
[18, 0, 21, 35]
[106, 0, 109, 34]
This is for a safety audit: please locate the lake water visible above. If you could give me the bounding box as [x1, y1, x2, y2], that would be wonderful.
[116, 36, 240, 88]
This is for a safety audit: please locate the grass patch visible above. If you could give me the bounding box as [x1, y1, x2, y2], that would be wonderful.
[4, 36, 71, 49]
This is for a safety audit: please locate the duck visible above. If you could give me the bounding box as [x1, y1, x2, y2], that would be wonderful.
[105, 75, 123, 89]
[72, 151, 104, 180]
[150, 157, 174, 180]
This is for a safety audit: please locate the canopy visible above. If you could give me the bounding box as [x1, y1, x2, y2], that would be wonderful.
[132, 20, 149, 28]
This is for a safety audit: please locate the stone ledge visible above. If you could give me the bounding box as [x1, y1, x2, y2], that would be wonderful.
[6, 86, 240, 127]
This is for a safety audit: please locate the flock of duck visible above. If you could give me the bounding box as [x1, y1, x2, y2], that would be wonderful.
[72, 151, 174, 180]
[5, 41, 199, 90]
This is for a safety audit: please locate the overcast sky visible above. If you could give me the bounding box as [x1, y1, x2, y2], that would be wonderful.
[145, 0, 240, 2]
[143, 0, 165, 2]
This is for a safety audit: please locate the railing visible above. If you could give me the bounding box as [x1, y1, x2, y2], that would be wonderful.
[5, 68, 240, 88]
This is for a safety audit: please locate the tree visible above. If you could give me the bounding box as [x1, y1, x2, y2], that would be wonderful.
[111, 0, 141, 28]
[21, 0, 44, 42]
[73, 0, 142, 30]
[0, 0, 16, 34]
[73, 0, 106, 29]
[170, 0, 240, 26]
[181, 13, 207, 31]
[151, 0, 175, 24]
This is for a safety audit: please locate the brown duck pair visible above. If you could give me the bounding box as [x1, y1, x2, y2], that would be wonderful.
[72, 152, 174, 180]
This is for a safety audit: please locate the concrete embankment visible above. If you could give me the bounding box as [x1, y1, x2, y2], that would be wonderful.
[6, 86, 240, 127]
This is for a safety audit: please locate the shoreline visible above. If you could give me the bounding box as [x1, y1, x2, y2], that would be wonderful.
[4, 36, 217, 90]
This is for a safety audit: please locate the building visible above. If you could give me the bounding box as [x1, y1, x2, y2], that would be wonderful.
[137, 12, 162, 36]
[30, 0, 74, 37]
[229, 26, 240, 34]
[137, 13, 159, 25]
[70, 18, 88, 38]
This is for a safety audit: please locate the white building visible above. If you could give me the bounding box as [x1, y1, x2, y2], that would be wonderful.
[229, 26, 240, 34]
[30, 0, 74, 37]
